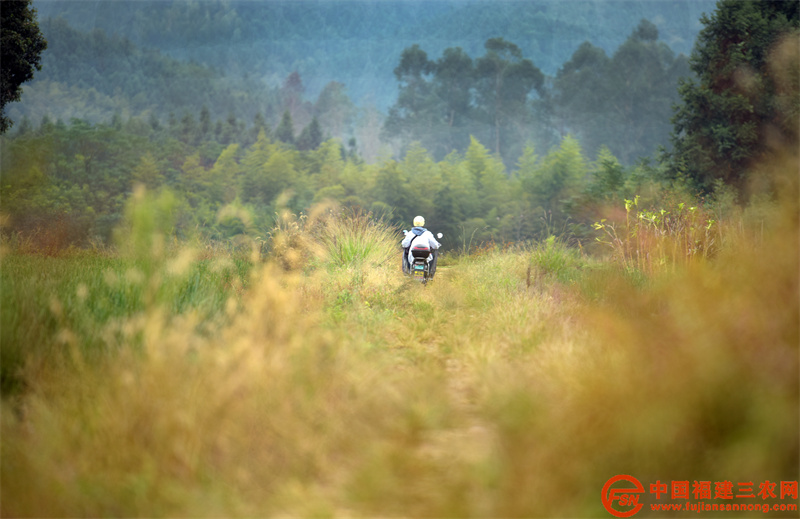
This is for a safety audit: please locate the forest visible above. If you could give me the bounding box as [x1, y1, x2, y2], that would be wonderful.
[8, 1, 717, 162]
[1, 104, 679, 253]
[0, 0, 740, 250]
[25, 0, 713, 107]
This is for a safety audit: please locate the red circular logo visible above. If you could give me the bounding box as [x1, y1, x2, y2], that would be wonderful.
[602, 475, 645, 517]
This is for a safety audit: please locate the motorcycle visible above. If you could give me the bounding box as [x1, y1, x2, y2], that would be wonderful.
[402, 230, 443, 284]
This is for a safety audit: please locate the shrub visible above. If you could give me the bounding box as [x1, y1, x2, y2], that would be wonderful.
[593, 195, 718, 274]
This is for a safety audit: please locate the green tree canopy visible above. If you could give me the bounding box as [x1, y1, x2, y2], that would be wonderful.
[297, 116, 323, 151]
[383, 44, 437, 154]
[275, 110, 296, 146]
[554, 20, 688, 164]
[474, 38, 544, 161]
[0, 0, 47, 133]
[668, 0, 799, 194]
[384, 38, 543, 165]
[522, 134, 587, 222]
[433, 47, 475, 158]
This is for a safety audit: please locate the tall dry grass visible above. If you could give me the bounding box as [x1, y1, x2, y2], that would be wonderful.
[1, 155, 797, 516]
[592, 195, 721, 275]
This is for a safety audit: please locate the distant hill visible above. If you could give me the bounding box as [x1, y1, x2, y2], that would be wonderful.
[7, 0, 715, 164]
[30, 0, 714, 108]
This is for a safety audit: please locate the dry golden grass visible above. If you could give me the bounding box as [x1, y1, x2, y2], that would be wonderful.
[1, 158, 797, 517]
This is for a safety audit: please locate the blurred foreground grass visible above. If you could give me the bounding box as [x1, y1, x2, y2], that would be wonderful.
[1, 163, 798, 517]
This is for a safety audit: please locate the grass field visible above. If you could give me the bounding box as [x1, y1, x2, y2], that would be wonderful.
[1, 169, 798, 517]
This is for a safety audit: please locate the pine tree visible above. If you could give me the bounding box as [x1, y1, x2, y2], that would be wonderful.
[180, 112, 198, 145]
[668, 0, 799, 194]
[250, 112, 269, 143]
[296, 117, 323, 151]
[522, 134, 586, 221]
[132, 152, 163, 189]
[275, 110, 295, 146]
[465, 136, 508, 215]
[315, 81, 355, 140]
[199, 105, 212, 142]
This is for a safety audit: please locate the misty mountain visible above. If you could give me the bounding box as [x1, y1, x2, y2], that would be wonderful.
[7, 0, 719, 166]
[30, 0, 714, 108]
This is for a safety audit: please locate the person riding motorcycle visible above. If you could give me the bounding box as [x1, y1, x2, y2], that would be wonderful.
[401, 215, 440, 278]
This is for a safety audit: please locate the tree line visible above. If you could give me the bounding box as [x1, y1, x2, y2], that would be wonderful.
[384, 20, 688, 168]
[9, 18, 366, 150]
[14, 16, 690, 167]
[31, 0, 714, 110]
[1, 104, 676, 252]
[1, 0, 797, 253]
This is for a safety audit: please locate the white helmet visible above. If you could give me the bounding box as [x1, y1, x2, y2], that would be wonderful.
[413, 215, 425, 227]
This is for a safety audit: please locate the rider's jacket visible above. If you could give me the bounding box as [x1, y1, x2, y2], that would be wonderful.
[402, 226, 440, 262]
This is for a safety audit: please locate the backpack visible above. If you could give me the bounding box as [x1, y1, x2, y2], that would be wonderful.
[406, 227, 428, 253]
